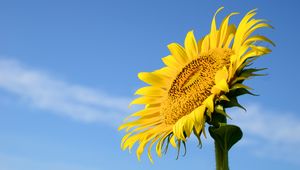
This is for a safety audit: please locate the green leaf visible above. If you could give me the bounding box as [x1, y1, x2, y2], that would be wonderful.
[209, 125, 243, 151]
[207, 112, 227, 127]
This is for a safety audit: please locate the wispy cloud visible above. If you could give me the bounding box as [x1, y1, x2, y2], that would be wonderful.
[229, 104, 300, 164]
[0, 58, 130, 126]
[0, 153, 98, 170]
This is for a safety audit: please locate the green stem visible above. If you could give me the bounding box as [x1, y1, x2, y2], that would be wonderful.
[213, 114, 228, 170]
[215, 139, 229, 170]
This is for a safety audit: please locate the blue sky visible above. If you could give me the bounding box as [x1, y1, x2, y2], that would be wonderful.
[0, 0, 299, 169]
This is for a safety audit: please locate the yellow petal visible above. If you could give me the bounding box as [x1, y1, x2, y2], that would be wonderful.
[192, 106, 206, 134]
[243, 35, 275, 47]
[197, 38, 204, 54]
[244, 23, 273, 39]
[155, 67, 177, 77]
[215, 67, 229, 83]
[120, 132, 134, 148]
[203, 95, 215, 113]
[184, 116, 194, 137]
[155, 132, 170, 157]
[251, 45, 271, 54]
[224, 25, 236, 48]
[122, 134, 140, 151]
[161, 55, 181, 68]
[136, 136, 153, 161]
[218, 12, 239, 47]
[191, 105, 206, 123]
[147, 135, 160, 164]
[237, 46, 271, 69]
[194, 122, 203, 135]
[130, 96, 163, 106]
[241, 19, 267, 40]
[185, 31, 198, 60]
[138, 72, 170, 88]
[119, 117, 162, 132]
[210, 7, 224, 48]
[136, 127, 165, 160]
[173, 118, 185, 140]
[129, 108, 160, 117]
[233, 9, 257, 52]
[214, 79, 229, 93]
[170, 135, 177, 148]
[214, 67, 229, 92]
[168, 43, 189, 64]
[210, 86, 221, 95]
[201, 35, 210, 54]
[135, 86, 166, 96]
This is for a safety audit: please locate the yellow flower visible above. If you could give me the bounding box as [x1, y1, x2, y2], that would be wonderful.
[119, 7, 274, 163]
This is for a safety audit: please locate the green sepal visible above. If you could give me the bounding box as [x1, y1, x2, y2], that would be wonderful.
[237, 58, 255, 72]
[209, 125, 243, 151]
[223, 97, 246, 111]
[238, 68, 267, 78]
[176, 140, 181, 160]
[237, 57, 261, 72]
[230, 83, 253, 91]
[249, 73, 268, 77]
[193, 128, 203, 148]
[162, 135, 170, 155]
[215, 105, 232, 119]
[206, 109, 212, 120]
[182, 141, 187, 156]
[231, 76, 249, 84]
[230, 88, 258, 97]
[219, 95, 230, 101]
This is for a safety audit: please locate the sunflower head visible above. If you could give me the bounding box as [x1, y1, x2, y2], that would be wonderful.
[119, 7, 274, 163]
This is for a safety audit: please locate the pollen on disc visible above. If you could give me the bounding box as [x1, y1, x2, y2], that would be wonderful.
[161, 48, 232, 125]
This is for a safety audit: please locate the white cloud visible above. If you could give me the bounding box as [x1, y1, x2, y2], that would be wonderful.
[229, 104, 300, 164]
[0, 58, 131, 126]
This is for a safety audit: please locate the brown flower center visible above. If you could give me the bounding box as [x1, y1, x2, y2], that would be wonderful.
[161, 48, 232, 125]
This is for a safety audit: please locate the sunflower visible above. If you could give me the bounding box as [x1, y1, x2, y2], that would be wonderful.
[119, 7, 273, 163]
